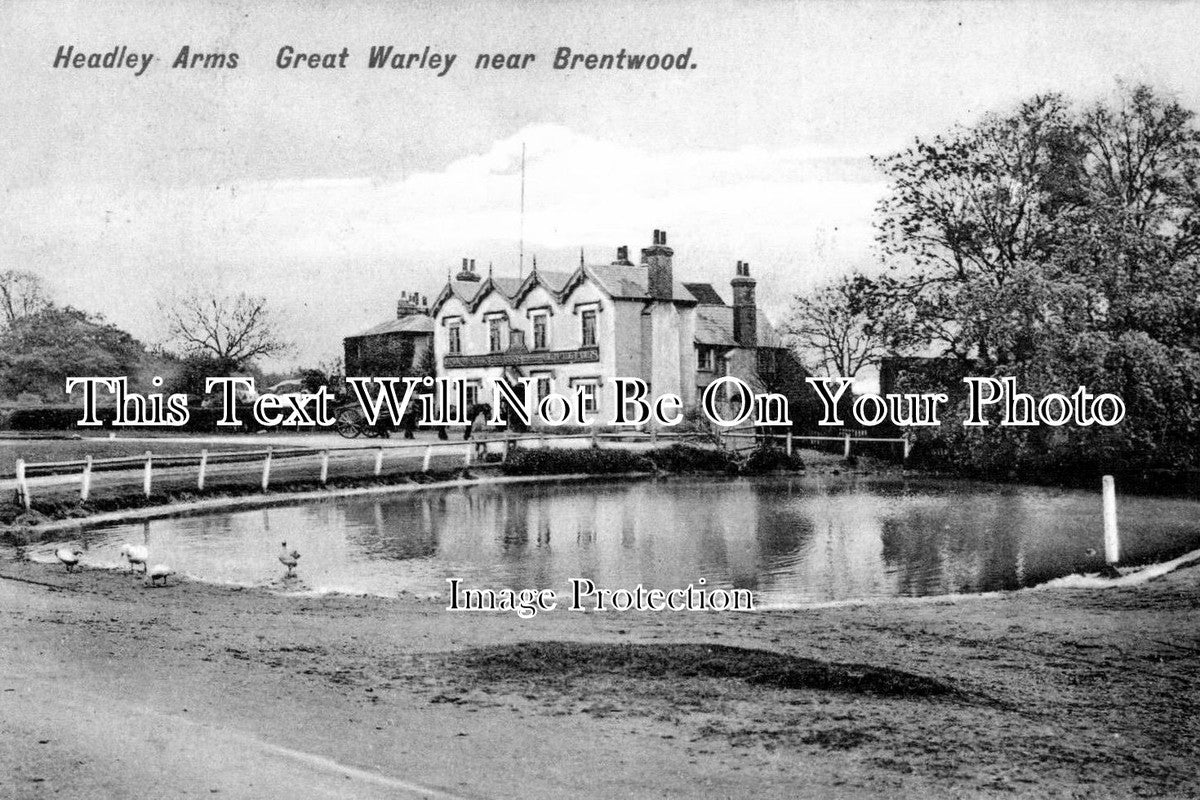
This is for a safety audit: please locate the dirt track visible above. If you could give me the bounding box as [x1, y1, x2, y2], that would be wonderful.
[2, 552, 1198, 799]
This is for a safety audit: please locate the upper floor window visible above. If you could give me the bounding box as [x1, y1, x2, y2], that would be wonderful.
[581, 309, 597, 348]
[697, 346, 714, 372]
[532, 314, 548, 350]
[448, 323, 462, 355]
[488, 318, 504, 353]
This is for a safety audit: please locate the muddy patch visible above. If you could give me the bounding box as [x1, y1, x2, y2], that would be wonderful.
[427, 641, 956, 698]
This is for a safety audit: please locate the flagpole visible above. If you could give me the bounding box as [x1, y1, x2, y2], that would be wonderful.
[519, 142, 526, 279]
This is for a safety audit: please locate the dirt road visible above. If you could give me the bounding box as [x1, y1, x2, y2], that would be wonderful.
[2, 553, 1198, 799]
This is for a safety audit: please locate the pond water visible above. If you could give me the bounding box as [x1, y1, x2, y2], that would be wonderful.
[26, 475, 1200, 607]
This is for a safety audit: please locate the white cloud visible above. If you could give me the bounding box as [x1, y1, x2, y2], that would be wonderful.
[5, 125, 887, 366]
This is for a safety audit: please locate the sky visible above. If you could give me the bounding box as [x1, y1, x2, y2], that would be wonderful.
[4, 0, 1200, 369]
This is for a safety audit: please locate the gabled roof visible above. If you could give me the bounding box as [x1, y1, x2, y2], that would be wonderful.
[683, 282, 726, 305]
[582, 265, 697, 304]
[431, 262, 698, 316]
[346, 314, 434, 340]
[694, 305, 784, 348]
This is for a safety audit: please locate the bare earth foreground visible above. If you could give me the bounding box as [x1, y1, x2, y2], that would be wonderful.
[2, 553, 1198, 800]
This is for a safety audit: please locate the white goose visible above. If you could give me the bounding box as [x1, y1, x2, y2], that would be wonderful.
[55, 548, 83, 573]
[119, 544, 150, 573]
[278, 541, 300, 577]
[145, 564, 174, 587]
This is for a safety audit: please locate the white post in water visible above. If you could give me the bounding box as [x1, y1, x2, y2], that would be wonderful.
[320, 450, 330, 485]
[197, 449, 208, 491]
[15, 458, 29, 510]
[374, 447, 384, 476]
[80, 455, 92, 502]
[261, 448, 273, 491]
[1102, 474, 1120, 565]
[422, 446, 433, 473]
[142, 451, 153, 498]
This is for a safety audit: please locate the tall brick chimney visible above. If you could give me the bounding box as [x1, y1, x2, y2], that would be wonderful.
[731, 261, 757, 347]
[641, 229, 674, 300]
[455, 257, 480, 282]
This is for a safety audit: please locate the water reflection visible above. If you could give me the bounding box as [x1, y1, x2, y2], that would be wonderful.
[28, 476, 1200, 606]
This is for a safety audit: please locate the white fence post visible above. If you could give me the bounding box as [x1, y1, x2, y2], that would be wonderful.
[463, 443, 472, 467]
[320, 449, 330, 485]
[902, 434, 911, 463]
[143, 451, 153, 498]
[15, 458, 30, 510]
[786, 431, 793, 457]
[197, 449, 208, 491]
[1102, 475, 1120, 565]
[261, 447, 273, 491]
[843, 433, 851, 459]
[80, 455, 92, 502]
[422, 445, 433, 472]
[374, 447, 384, 476]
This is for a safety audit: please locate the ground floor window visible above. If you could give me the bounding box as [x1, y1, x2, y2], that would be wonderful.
[531, 372, 552, 406]
[570, 378, 599, 417]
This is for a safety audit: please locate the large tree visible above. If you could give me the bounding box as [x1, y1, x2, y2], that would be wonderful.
[162, 290, 291, 370]
[0, 270, 52, 327]
[873, 82, 1200, 473]
[0, 306, 145, 399]
[781, 272, 892, 377]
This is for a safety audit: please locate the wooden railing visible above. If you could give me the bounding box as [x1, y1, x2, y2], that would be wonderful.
[3, 429, 717, 509]
[4, 428, 908, 509]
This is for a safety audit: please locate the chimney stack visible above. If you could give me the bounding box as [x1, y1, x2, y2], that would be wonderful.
[731, 260, 757, 347]
[455, 257, 481, 282]
[640, 229, 674, 300]
[612, 245, 632, 266]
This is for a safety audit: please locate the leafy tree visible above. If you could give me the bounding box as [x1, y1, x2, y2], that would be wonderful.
[874, 82, 1200, 475]
[0, 306, 145, 399]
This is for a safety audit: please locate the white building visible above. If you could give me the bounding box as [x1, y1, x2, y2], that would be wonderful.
[430, 229, 795, 426]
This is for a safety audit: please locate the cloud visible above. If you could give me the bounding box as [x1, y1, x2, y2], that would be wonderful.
[4, 125, 887, 365]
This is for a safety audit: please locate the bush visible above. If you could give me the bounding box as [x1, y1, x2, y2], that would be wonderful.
[644, 444, 737, 473]
[502, 448, 654, 476]
[741, 445, 806, 474]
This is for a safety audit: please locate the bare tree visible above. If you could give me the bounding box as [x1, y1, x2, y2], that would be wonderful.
[0, 270, 51, 326]
[782, 272, 891, 378]
[162, 290, 291, 369]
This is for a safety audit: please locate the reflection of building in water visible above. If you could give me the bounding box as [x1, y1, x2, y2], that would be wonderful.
[341, 499, 438, 561]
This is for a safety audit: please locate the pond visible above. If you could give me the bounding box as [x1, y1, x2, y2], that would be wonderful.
[26, 475, 1200, 607]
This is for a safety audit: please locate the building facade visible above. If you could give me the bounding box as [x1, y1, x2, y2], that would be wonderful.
[343, 292, 434, 378]
[429, 229, 807, 427]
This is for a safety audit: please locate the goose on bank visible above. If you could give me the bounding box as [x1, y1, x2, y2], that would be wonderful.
[279, 542, 300, 577]
[146, 564, 174, 587]
[55, 548, 83, 573]
[119, 544, 149, 573]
